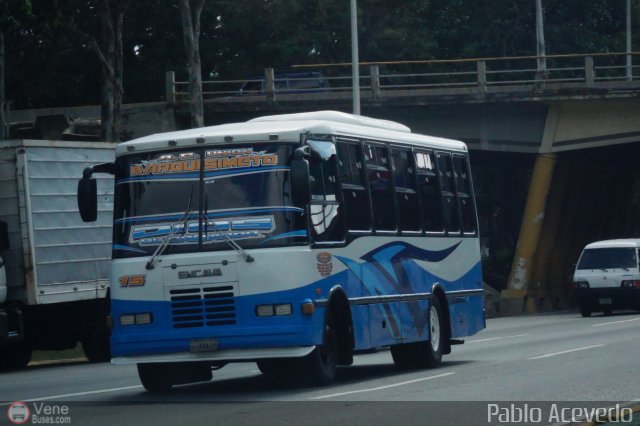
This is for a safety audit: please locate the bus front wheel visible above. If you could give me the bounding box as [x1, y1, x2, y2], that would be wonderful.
[137, 363, 172, 392]
[302, 319, 337, 385]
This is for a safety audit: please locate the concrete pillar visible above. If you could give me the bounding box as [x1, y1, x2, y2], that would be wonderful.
[501, 153, 557, 315]
[370, 65, 381, 101]
[165, 71, 176, 105]
[265, 68, 276, 102]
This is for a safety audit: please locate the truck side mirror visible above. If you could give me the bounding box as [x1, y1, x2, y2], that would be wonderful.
[290, 158, 310, 207]
[0, 221, 9, 250]
[78, 173, 98, 222]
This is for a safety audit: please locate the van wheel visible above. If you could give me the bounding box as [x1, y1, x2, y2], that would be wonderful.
[580, 304, 592, 318]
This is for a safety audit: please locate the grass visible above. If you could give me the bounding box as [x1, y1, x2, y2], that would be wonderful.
[30, 344, 87, 364]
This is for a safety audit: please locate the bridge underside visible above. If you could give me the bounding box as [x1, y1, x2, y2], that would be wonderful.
[204, 98, 640, 314]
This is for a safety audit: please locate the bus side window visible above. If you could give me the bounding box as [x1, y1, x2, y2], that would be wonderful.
[452, 155, 477, 234]
[415, 151, 444, 233]
[364, 143, 395, 231]
[308, 140, 345, 242]
[337, 141, 370, 231]
[391, 147, 420, 231]
[437, 153, 460, 234]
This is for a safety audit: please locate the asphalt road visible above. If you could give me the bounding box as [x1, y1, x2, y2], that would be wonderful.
[2, 311, 640, 426]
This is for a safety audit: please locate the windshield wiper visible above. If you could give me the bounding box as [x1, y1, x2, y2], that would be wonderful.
[225, 235, 254, 263]
[145, 185, 194, 270]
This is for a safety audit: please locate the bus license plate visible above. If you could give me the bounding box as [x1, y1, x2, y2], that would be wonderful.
[189, 339, 219, 353]
[599, 298, 612, 305]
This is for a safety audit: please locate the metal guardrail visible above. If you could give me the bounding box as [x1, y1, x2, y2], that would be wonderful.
[166, 52, 640, 104]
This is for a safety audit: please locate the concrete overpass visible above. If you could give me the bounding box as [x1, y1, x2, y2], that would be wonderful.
[6, 52, 640, 314]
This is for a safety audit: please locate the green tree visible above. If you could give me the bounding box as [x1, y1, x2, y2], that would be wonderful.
[0, 0, 32, 139]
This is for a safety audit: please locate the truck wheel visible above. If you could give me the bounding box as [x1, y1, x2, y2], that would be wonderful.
[580, 304, 592, 318]
[1, 342, 33, 370]
[81, 330, 111, 363]
[137, 363, 173, 393]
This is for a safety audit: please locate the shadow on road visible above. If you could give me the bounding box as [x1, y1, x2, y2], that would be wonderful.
[104, 359, 473, 402]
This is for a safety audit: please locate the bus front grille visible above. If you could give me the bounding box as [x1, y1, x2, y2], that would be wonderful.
[169, 285, 237, 328]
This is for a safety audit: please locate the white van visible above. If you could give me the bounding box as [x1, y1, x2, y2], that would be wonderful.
[573, 239, 640, 317]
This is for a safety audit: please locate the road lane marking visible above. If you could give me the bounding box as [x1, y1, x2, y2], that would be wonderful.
[0, 385, 143, 406]
[592, 317, 640, 327]
[528, 344, 605, 360]
[308, 372, 456, 400]
[467, 334, 531, 343]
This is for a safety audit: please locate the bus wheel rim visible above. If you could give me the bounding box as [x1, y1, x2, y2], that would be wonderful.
[430, 305, 440, 352]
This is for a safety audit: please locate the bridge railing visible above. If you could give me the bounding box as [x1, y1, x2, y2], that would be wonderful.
[166, 52, 640, 104]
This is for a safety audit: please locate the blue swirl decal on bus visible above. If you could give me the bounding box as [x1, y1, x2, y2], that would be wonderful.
[335, 241, 462, 337]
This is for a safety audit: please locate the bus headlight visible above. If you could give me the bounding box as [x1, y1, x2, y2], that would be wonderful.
[256, 304, 293, 317]
[274, 304, 292, 316]
[119, 312, 153, 326]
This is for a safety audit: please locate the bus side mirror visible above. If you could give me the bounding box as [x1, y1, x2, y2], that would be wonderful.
[290, 159, 310, 207]
[0, 221, 9, 250]
[78, 170, 98, 222]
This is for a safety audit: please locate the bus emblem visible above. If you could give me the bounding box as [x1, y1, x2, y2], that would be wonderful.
[316, 252, 333, 277]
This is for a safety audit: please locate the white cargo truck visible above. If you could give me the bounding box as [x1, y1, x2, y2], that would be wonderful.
[0, 140, 115, 369]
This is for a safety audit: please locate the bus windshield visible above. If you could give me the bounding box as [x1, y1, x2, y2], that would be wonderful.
[112, 143, 307, 258]
[577, 247, 638, 270]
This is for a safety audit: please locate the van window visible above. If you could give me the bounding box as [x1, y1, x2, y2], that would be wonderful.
[577, 247, 638, 270]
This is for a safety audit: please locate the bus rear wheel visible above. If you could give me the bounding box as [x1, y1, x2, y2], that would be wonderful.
[391, 297, 444, 369]
[424, 297, 444, 368]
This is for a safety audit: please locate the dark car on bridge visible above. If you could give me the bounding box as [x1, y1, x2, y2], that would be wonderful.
[239, 71, 330, 96]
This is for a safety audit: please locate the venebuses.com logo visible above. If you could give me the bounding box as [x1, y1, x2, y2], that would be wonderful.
[7, 402, 30, 425]
[6, 401, 72, 424]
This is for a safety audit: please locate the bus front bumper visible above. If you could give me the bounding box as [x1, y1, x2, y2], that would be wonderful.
[112, 345, 315, 365]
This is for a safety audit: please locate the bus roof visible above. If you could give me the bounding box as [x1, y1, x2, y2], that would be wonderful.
[116, 111, 467, 156]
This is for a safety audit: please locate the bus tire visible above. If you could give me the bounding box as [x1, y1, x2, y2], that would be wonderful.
[303, 319, 337, 385]
[424, 296, 444, 368]
[137, 363, 173, 393]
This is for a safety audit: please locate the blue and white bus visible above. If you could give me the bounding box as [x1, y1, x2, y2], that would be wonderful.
[78, 111, 485, 391]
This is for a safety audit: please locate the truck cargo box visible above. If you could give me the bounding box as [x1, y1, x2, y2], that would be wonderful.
[0, 140, 116, 305]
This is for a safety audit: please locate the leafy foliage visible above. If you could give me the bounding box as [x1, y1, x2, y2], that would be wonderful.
[2, 0, 639, 108]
